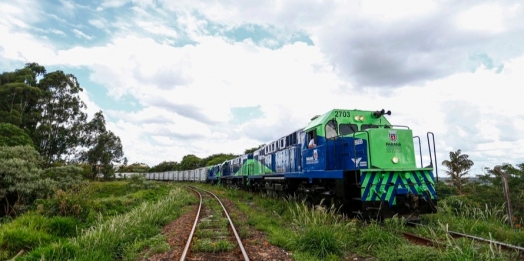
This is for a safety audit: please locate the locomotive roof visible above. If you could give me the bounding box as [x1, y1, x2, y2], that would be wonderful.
[303, 109, 391, 131]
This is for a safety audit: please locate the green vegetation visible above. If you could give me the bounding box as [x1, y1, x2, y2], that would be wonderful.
[201, 183, 522, 261]
[0, 181, 195, 260]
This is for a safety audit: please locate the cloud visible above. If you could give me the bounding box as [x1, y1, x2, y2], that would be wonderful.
[72, 29, 93, 40]
[316, 2, 524, 88]
[2, 0, 524, 171]
[88, 18, 107, 29]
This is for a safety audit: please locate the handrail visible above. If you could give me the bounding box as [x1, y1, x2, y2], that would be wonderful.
[413, 136, 423, 168]
[427, 132, 438, 183]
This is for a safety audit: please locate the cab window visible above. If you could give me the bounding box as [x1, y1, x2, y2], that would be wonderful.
[325, 120, 338, 139]
[339, 124, 358, 135]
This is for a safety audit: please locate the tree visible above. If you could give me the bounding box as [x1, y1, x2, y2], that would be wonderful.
[149, 161, 180, 172]
[0, 123, 34, 147]
[244, 144, 265, 154]
[78, 111, 125, 179]
[122, 163, 150, 173]
[0, 63, 45, 128]
[34, 70, 87, 167]
[441, 149, 474, 195]
[180, 154, 202, 170]
[200, 153, 237, 167]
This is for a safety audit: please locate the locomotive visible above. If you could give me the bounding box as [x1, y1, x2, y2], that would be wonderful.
[143, 108, 438, 220]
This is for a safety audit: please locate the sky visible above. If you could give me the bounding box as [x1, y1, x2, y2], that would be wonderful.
[1, 0, 524, 176]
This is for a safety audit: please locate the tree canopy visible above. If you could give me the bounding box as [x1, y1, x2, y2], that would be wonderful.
[0, 123, 34, 147]
[0, 63, 125, 179]
[442, 149, 474, 195]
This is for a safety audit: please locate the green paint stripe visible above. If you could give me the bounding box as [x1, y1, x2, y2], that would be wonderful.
[365, 174, 377, 201]
[362, 172, 371, 187]
[385, 173, 398, 202]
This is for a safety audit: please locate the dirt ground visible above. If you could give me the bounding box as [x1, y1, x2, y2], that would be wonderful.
[142, 193, 293, 261]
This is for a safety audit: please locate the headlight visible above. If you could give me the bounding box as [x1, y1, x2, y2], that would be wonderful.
[392, 157, 399, 164]
[359, 115, 365, 121]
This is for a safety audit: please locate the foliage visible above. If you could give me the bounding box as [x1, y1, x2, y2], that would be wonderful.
[25, 187, 196, 260]
[0, 123, 34, 147]
[40, 165, 85, 191]
[121, 162, 150, 173]
[34, 70, 88, 167]
[441, 149, 474, 194]
[201, 153, 237, 167]
[465, 163, 524, 227]
[78, 111, 125, 179]
[148, 161, 180, 172]
[244, 144, 265, 154]
[435, 180, 457, 200]
[0, 63, 45, 128]
[0, 146, 55, 216]
[180, 154, 202, 170]
[1, 64, 126, 170]
[289, 201, 348, 259]
[126, 174, 159, 190]
[35, 184, 93, 219]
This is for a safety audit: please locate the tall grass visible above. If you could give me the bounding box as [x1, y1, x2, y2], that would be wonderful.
[24, 187, 196, 260]
[288, 200, 354, 259]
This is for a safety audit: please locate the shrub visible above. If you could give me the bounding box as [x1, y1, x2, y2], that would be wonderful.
[40, 166, 85, 191]
[0, 146, 55, 216]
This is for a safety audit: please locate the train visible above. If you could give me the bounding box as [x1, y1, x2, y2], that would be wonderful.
[120, 108, 439, 220]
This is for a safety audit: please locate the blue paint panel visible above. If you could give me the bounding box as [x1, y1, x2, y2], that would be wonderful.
[284, 170, 344, 179]
[324, 136, 369, 171]
[303, 146, 324, 171]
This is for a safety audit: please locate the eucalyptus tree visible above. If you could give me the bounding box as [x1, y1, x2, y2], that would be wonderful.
[34, 70, 87, 167]
[441, 149, 474, 195]
[0, 63, 45, 128]
[78, 111, 125, 179]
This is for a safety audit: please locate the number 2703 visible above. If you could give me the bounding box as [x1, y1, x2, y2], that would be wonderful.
[334, 111, 350, 117]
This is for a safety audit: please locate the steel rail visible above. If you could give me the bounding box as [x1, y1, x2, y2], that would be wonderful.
[180, 187, 203, 261]
[407, 221, 524, 254]
[402, 232, 441, 248]
[200, 187, 250, 261]
[448, 230, 524, 253]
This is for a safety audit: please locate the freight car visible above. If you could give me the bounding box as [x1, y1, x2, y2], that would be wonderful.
[142, 108, 438, 220]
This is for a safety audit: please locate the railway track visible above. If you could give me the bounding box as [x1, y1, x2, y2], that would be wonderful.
[403, 221, 524, 258]
[180, 186, 249, 261]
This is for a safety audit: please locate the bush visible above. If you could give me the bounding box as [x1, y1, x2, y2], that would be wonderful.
[0, 146, 55, 216]
[40, 166, 85, 191]
[126, 174, 158, 190]
[36, 183, 93, 220]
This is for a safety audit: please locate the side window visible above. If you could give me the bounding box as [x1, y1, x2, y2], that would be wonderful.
[307, 130, 317, 148]
[339, 124, 358, 135]
[325, 119, 338, 139]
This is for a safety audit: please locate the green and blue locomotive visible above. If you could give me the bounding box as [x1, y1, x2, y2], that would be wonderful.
[213, 108, 438, 219]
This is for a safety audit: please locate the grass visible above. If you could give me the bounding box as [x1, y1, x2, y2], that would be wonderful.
[199, 184, 524, 261]
[192, 238, 235, 252]
[0, 182, 196, 261]
[22, 186, 196, 260]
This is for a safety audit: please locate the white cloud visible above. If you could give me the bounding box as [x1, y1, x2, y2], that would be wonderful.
[88, 19, 106, 29]
[456, 3, 506, 33]
[1, 0, 524, 172]
[72, 29, 93, 40]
